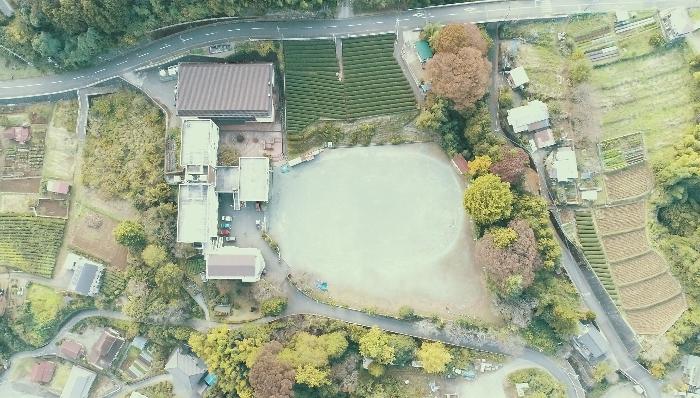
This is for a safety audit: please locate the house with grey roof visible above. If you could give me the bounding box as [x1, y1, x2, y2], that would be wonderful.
[88, 328, 125, 370]
[507, 66, 530, 89]
[205, 246, 266, 282]
[506, 100, 550, 134]
[165, 347, 208, 397]
[684, 355, 700, 389]
[176, 63, 275, 122]
[572, 323, 609, 363]
[60, 366, 96, 398]
[66, 254, 104, 297]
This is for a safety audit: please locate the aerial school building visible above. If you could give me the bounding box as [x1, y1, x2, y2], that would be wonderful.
[175, 63, 275, 282]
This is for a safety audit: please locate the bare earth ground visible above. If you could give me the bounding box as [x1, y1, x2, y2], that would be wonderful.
[268, 143, 497, 321]
[0, 192, 36, 213]
[0, 177, 41, 193]
[42, 108, 78, 181]
[67, 204, 128, 269]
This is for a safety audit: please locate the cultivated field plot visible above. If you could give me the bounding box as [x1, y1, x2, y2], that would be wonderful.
[599, 132, 645, 171]
[575, 211, 617, 301]
[284, 40, 345, 135]
[0, 177, 41, 193]
[68, 208, 127, 269]
[0, 215, 66, 277]
[604, 164, 653, 202]
[284, 35, 415, 136]
[590, 48, 694, 154]
[268, 144, 495, 320]
[594, 202, 645, 235]
[342, 35, 415, 118]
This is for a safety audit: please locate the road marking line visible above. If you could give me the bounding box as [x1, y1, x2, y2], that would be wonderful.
[347, 24, 355, 27]
[251, 27, 262, 30]
[137, 53, 149, 58]
[181, 37, 193, 41]
[50, 81, 62, 84]
[305, 26, 313, 29]
[94, 68, 106, 74]
[227, 29, 233, 32]
[375, 21, 384, 24]
[235, 28, 241, 31]
[116, 60, 127, 65]
[159, 44, 171, 49]
[448, 13, 456, 16]
[327, 25, 337, 28]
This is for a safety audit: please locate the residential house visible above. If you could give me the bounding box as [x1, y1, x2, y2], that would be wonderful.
[46, 180, 71, 195]
[205, 246, 266, 283]
[507, 66, 530, 89]
[30, 361, 56, 384]
[88, 328, 125, 370]
[683, 355, 700, 389]
[67, 259, 104, 297]
[660, 8, 699, 41]
[506, 100, 550, 134]
[546, 147, 579, 183]
[176, 63, 276, 123]
[572, 323, 609, 363]
[165, 347, 207, 397]
[60, 339, 85, 360]
[60, 366, 96, 398]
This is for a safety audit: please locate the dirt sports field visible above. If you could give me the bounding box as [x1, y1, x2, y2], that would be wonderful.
[68, 207, 127, 269]
[268, 143, 497, 321]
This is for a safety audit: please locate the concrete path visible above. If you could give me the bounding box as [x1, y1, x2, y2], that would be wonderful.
[0, 0, 13, 16]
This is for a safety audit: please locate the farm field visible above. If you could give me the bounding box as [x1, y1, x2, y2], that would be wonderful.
[574, 211, 618, 301]
[594, 202, 645, 235]
[590, 48, 695, 157]
[0, 193, 36, 213]
[604, 164, 653, 202]
[0, 215, 66, 277]
[42, 107, 78, 181]
[284, 34, 415, 139]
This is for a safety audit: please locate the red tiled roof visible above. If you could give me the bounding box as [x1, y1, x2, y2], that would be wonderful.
[451, 154, 469, 175]
[4, 126, 30, 144]
[60, 340, 84, 359]
[46, 180, 70, 194]
[30, 361, 56, 384]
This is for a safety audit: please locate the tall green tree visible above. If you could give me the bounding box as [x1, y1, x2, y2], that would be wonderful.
[359, 327, 395, 365]
[416, 342, 452, 374]
[463, 174, 514, 227]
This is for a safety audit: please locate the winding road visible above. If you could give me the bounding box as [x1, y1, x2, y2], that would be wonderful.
[0, 0, 693, 100]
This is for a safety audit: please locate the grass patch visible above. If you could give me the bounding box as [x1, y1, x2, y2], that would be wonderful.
[0, 53, 49, 80]
[48, 362, 72, 393]
[26, 284, 63, 324]
[53, 100, 79, 132]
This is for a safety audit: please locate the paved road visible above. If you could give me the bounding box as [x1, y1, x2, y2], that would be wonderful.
[0, 0, 694, 100]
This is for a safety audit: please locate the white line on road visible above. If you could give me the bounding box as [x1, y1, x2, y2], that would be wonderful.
[235, 28, 241, 31]
[448, 13, 456, 16]
[251, 27, 262, 30]
[116, 60, 127, 65]
[204, 32, 215, 36]
[72, 76, 84, 80]
[137, 53, 149, 58]
[375, 21, 384, 24]
[401, 18, 410, 21]
[305, 26, 313, 29]
[181, 37, 192, 42]
[327, 25, 337, 28]
[50, 81, 62, 84]
[347, 24, 355, 27]
[159, 44, 171, 49]
[356, 23, 362, 26]
[227, 29, 233, 32]
[94, 68, 106, 74]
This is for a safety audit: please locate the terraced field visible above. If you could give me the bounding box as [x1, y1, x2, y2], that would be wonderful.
[610, 251, 668, 285]
[0, 215, 66, 277]
[601, 229, 649, 262]
[595, 202, 645, 235]
[625, 294, 688, 335]
[617, 272, 683, 310]
[604, 164, 653, 202]
[283, 35, 416, 136]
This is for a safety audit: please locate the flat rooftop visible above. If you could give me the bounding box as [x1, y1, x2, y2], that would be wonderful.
[206, 246, 261, 279]
[239, 157, 270, 202]
[215, 166, 240, 192]
[181, 119, 218, 166]
[177, 184, 215, 243]
[176, 63, 274, 116]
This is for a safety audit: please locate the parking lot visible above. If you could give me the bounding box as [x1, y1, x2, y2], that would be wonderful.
[267, 143, 497, 321]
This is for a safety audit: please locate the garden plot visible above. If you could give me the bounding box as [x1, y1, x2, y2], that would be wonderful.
[574, 211, 617, 301]
[268, 144, 495, 321]
[617, 272, 682, 310]
[0, 215, 66, 277]
[598, 133, 645, 171]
